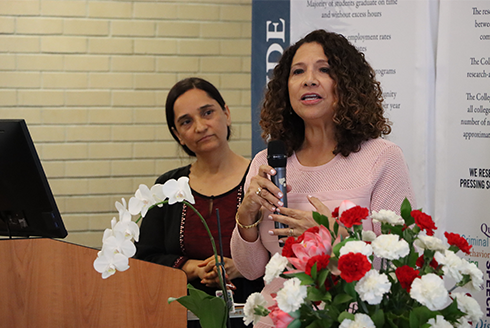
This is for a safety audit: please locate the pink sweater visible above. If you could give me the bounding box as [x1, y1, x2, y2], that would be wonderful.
[231, 138, 415, 281]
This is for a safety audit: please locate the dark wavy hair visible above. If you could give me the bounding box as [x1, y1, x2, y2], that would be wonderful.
[261, 29, 391, 157]
[165, 77, 230, 157]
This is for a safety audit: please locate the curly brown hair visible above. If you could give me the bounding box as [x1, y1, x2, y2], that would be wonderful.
[260, 29, 391, 157]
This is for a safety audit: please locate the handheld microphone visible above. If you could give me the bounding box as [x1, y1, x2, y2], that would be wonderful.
[267, 140, 288, 231]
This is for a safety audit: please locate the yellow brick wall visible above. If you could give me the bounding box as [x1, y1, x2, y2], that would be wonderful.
[0, 0, 252, 248]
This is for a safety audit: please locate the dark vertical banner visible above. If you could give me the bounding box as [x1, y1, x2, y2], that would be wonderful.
[251, 0, 290, 156]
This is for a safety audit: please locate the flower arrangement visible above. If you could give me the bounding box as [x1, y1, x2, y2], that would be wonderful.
[93, 177, 230, 328]
[244, 199, 484, 328]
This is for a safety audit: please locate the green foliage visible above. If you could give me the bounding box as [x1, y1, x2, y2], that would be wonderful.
[168, 284, 227, 328]
[245, 197, 482, 328]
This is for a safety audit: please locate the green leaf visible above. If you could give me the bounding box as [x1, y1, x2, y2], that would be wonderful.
[333, 220, 340, 237]
[343, 281, 357, 300]
[313, 211, 330, 228]
[371, 309, 385, 328]
[168, 284, 227, 328]
[409, 306, 436, 328]
[338, 311, 355, 324]
[288, 318, 302, 328]
[317, 268, 329, 289]
[440, 299, 466, 321]
[400, 198, 414, 226]
[308, 286, 326, 302]
[332, 237, 355, 258]
[310, 262, 318, 280]
[293, 272, 315, 285]
[332, 293, 352, 305]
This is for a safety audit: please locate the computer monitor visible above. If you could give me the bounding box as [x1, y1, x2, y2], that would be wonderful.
[0, 119, 67, 238]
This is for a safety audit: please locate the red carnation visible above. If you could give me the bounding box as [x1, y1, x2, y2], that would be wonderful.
[411, 210, 437, 236]
[331, 207, 339, 218]
[305, 226, 320, 235]
[337, 253, 371, 283]
[416, 255, 439, 269]
[445, 232, 472, 255]
[305, 254, 331, 277]
[395, 265, 420, 291]
[339, 206, 369, 228]
[281, 237, 297, 257]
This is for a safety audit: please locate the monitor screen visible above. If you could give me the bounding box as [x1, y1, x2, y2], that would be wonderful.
[0, 119, 67, 238]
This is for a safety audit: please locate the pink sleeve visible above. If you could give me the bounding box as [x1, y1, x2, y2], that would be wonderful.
[231, 151, 270, 280]
[230, 227, 270, 280]
[370, 144, 416, 214]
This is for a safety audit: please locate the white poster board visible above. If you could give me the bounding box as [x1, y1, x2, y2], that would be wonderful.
[435, 1, 490, 320]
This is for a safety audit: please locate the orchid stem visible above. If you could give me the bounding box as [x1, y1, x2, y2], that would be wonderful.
[185, 202, 230, 310]
[136, 199, 230, 324]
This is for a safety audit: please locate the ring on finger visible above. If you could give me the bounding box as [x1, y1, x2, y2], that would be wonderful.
[289, 227, 294, 237]
[255, 187, 262, 196]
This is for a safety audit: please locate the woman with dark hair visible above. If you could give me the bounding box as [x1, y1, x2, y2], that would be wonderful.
[231, 30, 414, 327]
[135, 77, 263, 328]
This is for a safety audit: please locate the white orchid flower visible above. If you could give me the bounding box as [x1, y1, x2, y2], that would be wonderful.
[128, 184, 159, 217]
[113, 219, 140, 242]
[112, 198, 140, 242]
[150, 183, 167, 206]
[115, 198, 132, 222]
[102, 227, 114, 243]
[93, 250, 129, 279]
[162, 177, 195, 204]
[102, 231, 137, 258]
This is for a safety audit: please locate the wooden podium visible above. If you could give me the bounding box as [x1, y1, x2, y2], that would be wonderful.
[0, 238, 187, 327]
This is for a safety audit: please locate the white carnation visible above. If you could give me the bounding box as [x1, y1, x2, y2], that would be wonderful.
[355, 270, 391, 305]
[339, 240, 373, 258]
[339, 313, 376, 328]
[243, 292, 268, 326]
[276, 277, 307, 313]
[264, 252, 289, 284]
[434, 250, 464, 282]
[460, 259, 484, 291]
[452, 292, 483, 322]
[414, 234, 447, 252]
[372, 234, 409, 260]
[410, 273, 450, 311]
[362, 230, 377, 242]
[427, 315, 453, 328]
[371, 209, 404, 225]
[454, 318, 472, 328]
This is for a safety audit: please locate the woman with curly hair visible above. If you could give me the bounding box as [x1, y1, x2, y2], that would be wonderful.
[231, 30, 415, 327]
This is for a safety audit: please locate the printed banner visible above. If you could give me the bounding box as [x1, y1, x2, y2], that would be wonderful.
[251, 0, 290, 153]
[435, 1, 490, 322]
[251, 0, 436, 209]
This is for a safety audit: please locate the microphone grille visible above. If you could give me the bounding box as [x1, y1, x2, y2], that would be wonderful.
[267, 140, 287, 167]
